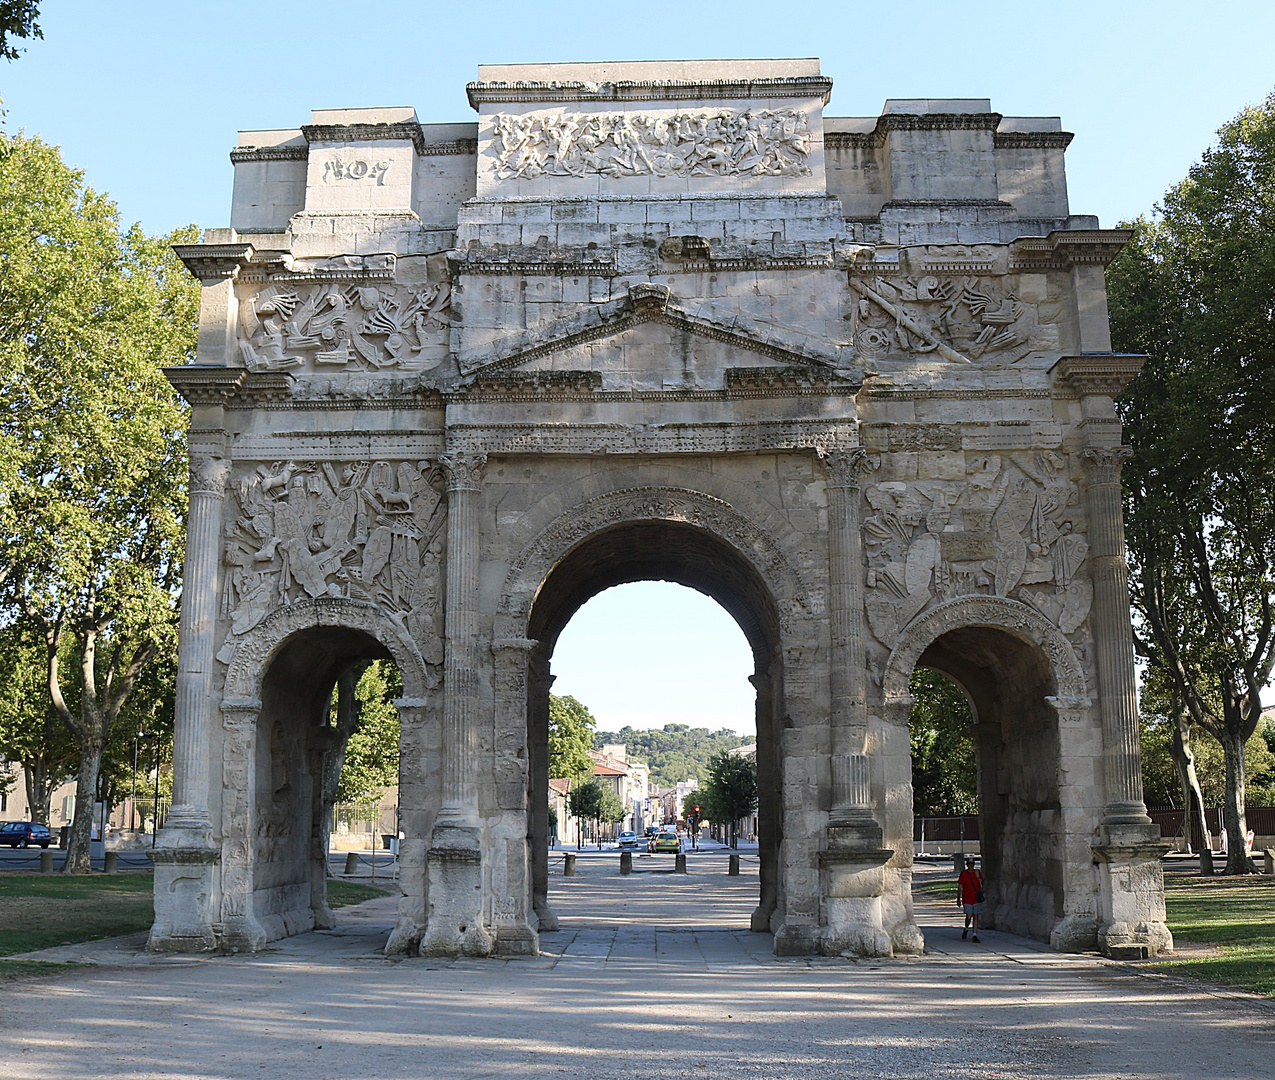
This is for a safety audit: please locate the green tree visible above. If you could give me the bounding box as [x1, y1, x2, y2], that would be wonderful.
[1109, 90, 1275, 873]
[697, 750, 757, 848]
[549, 694, 596, 782]
[0, 132, 199, 871]
[0, 626, 78, 823]
[567, 778, 604, 848]
[0, 1, 40, 61]
[333, 661, 401, 806]
[907, 668, 977, 817]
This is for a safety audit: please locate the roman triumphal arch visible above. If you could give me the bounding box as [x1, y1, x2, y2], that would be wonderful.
[150, 59, 1171, 959]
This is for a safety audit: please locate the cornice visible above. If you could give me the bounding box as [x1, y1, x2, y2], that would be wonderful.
[164, 366, 246, 405]
[466, 76, 834, 108]
[229, 145, 308, 164]
[994, 130, 1074, 150]
[1010, 229, 1133, 270]
[172, 242, 255, 281]
[1052, 354, 1145, 397]
[301, 121, 426, 154]
[825, 113, 1002, 150]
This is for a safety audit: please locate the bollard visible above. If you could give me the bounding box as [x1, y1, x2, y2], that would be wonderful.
[728, 853, 740, 876]
[103, 851, 118, 874]
[40, 850, 54, 873]
[1199, 848, 1215, 876]
[564, 852, 577, 876]
[674, 853, 687, 874]
[620, 851, 632, 875]
[1264, 849, 1274, 876]
[344, 851, 359, 875]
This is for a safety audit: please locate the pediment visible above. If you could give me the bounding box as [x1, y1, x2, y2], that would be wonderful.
[459, 283, 854, 391]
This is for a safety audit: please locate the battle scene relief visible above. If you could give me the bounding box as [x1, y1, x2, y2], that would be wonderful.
[218, 460, 446, 666]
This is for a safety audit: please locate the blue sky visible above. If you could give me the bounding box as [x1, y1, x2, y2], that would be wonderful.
[3, 1, 1270, 735]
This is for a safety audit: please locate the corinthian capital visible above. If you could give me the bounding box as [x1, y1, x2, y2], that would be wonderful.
[1080, 446, 1134, 485]
[189, 454, 229, 497]
[819, 447, 876, 490]
[440, 451, 488, 492]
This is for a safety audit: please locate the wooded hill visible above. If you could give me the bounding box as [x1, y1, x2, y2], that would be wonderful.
[592, 724, 749, 789]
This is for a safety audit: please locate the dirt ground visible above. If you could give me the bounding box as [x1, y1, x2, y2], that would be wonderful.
[1, 849, 1271, 1079]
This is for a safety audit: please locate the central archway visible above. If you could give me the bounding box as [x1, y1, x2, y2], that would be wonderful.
[497, 487, 811, 937]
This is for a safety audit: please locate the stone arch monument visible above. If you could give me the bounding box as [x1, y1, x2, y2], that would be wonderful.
[152, 59, 1171, 959]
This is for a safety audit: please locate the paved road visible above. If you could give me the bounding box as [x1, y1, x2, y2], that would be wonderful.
[2, 851, 1272, 1079]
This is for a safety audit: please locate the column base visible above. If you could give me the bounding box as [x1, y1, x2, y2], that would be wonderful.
[495, 923, 540, 956]
[773, 920, 822, 956]
[421, 823, 493, 958]
[220, 913, 270, 953]
[532, 899, 559, 932]
[146, 826, 219, 953]
[818, 846, 895, 957]
[385, 918, 425, 956]
[1049, 914, 1100, 953]
[1094, 822, 1173, 959]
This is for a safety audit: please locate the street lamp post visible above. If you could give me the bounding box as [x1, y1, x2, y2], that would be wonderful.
[130, 732, 141, 832]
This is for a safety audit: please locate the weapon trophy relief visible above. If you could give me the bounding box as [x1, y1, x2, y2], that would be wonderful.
[861, 451, 1093, 655]
[237, 279, 451, 374]
[218, 460, 446, 667]
[850, 269, 1062, 366]
[489, 108, 814, 179]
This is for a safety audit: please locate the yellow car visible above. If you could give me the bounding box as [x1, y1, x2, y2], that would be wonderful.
[648, 832, 682, 854]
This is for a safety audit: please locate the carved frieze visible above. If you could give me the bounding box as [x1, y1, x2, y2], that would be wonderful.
[489, 109, 812, 179]
[861, 450, 1092, 646]
[218, 460, 446, 667]
[237, 279, 450, 374]
[849, 272, 1060, 365]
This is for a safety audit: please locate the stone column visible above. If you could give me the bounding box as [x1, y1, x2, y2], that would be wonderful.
[821, 448, 874, 823]
[165, 452, 228, 834]
[527, 646, 558, 931]
[386, 696, 432, 957]
[1080, 446, 1149, 825]
[807, 447, 893, 959]
[1055, 355, 1171, 958]
[423, 450, 492, 957]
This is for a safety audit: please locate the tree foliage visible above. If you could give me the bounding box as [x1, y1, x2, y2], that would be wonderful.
[332, 661, 401, 806]
[0, 1, 40, 62]
[695, 750, 757, 846]
[592, 723, 746, 788]
[1109, 90, 1275, 872]
[548, 694, 596, 782]
[0, 131, 199, 870]
[908, 668, 977, 817]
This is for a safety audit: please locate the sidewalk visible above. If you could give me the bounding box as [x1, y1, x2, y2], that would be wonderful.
[2, 858, 1272, 1079]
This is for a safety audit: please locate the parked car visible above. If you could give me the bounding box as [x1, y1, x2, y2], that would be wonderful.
[617, 831, 638, 849]
[0, 822, 52, 848]
[648, 832, 682, 854]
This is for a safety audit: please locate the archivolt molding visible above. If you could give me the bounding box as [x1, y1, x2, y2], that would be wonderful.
[221, 596, 434, 704]
[879, 594, 1088, 714]
[493, 486, 815, 640]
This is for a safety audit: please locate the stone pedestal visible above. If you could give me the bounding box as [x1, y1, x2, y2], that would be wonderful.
[1094, 822, 1173, 958]
[147, 836, 220, 952]
[421, 824, 493, 957]
[817, 816, 895, 957]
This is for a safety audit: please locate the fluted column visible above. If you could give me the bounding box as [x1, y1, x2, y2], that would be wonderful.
[438, 450, 487, 825]
[166, 452, 229, 833]
[820, 447, 874, 822]
[1081, 446, 1150, 825]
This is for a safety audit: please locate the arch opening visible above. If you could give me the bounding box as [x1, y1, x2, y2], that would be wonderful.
[525, 519, 785, 934]
[904, 624, 1066, 944]
[224, 623, 415, 949]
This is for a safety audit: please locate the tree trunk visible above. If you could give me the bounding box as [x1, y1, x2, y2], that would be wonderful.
[1218, 727, 1256, 874]
[320, 664, 365, 874]
[63, 741, 103, 873]
[23, 755, 52, 826]
[1168, 709, 1211, 853]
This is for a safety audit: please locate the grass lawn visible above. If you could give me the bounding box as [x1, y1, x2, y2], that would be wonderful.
[1152, 874, 1275, 998]
[0, 872, 387, 981]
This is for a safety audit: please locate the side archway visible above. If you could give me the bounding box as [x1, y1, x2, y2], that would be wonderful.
[217, 597, 439, 953]
[876, 594, 1097, 947]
